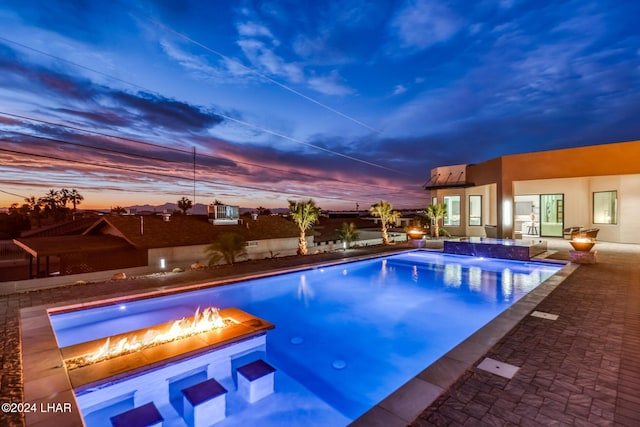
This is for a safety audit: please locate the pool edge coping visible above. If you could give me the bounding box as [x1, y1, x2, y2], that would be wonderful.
[20, 250, 573, 426]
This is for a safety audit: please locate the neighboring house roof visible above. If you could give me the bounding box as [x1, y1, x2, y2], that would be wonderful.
[243, 215, 301, 241]
[83, 214, 300, 249]
[13, 235, 133, 257]
[20, 217, 100, 238]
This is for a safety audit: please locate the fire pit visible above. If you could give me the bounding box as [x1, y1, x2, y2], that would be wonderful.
[61, 307, 274, 389]
[569, 237, 595, 252]
[65, 306, 230, 369]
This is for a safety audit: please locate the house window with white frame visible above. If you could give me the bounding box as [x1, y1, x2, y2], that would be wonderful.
[469, 195, 482, 226]
[593, 191, 617, 224]
[444, 195, 460, 226]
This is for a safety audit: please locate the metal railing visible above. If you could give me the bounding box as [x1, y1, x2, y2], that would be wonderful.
[0, 240, 26, 259]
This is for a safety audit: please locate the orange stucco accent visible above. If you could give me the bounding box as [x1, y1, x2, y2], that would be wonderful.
[468, 139, 640, 184]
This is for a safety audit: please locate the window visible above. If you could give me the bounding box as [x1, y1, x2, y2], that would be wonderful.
[431, 196, 438, 206]
[443, 195, 460, 226]
[515, 201, 533, 216]
[469, 195, 482, 226]
[593, 191, 617, 224]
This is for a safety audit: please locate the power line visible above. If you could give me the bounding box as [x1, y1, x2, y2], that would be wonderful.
[2, 129, 179, 164]
[0, 146, 193, 184]
[0, 145, 412, 203]
[0, 189, 29, 199]
[0, 33, 428, 204]
[216, 113, 409, 175]
[0, 111, 420, 193]
[0, 111, 197, 155]
[0, 36, 402, 175]
[0, 36, 141, 93]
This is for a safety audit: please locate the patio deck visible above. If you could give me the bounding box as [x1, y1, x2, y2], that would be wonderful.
[1, 240, 638, 426]
[411, 241, 640, 427]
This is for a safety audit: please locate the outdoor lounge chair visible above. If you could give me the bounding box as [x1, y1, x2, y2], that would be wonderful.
[484, 225, 498, 238]
[582, 228, 600, 239]
[563, 227, 582, 240]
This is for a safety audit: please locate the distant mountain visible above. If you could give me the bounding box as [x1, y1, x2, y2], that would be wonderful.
[123, 203, 290, 215]
[125, 203, 207, 215]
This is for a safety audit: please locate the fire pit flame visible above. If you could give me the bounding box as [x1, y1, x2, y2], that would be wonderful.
[68, 306, 229, 369]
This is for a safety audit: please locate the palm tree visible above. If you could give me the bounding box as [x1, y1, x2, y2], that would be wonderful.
[288, 199, 321, 255]
[66, 189, 84, 219]
[59, 188, 70, 208]
[337, 222, 359, 249]
[111, 206, 127, 216]
[38, 189, 60, 217]
[256, 206, 271, 216]
[370, 200, 400, 245]
[177, 197, 193, 215]
[206, 232, 247, 265]
[67, 189, 84, 211]
[24, 196, 42, 227]
[426, 203, 447, 238]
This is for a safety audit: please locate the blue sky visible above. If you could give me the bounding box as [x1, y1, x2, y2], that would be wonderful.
[1, 0, 639, 210]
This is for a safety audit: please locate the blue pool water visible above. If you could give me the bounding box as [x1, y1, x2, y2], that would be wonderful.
[50, 250, 561, 424]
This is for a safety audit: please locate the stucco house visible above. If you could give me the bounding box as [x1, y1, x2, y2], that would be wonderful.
[424, 139, 640, 243]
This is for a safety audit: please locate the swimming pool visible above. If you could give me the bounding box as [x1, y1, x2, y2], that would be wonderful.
[50, 250, 562, 425]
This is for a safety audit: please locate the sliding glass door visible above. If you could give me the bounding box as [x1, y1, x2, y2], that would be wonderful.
[540, 194, 564, 237]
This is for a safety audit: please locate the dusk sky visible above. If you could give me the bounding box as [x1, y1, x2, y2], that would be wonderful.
[1, 0, 639, 211]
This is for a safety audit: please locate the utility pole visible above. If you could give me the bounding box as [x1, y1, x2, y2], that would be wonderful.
[193, 146, 196, 209]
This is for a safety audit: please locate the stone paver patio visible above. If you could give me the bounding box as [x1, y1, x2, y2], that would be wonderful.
[2, 240, 639, 426]
[413, 241, 640, 426]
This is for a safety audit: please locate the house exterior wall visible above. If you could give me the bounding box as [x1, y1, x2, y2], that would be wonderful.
[511, 174, 640, 243]
[501, 140, 640, 180]
[430, 188, 466, 236]
[244, 236, 306, 259]
[357, 229, 406, 245]
[463, 184, 497, 237]
[148, 236, 304, 269]
[314, 229, 406, 250]
[502, 141, 640, 241]
[620, 175, 640, 244]
[434, 140, 640, 243]
[466, 157, 509, 236]
[149, 244, 211, 269]
[513, 177, 590, 235]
